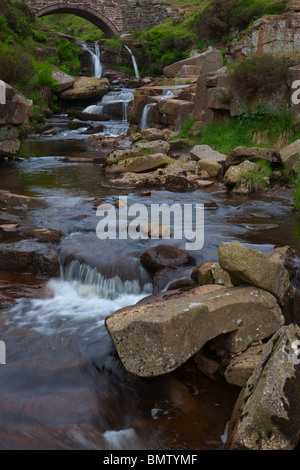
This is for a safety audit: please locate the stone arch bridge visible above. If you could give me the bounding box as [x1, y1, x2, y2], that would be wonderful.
[21, 0, 173, 37]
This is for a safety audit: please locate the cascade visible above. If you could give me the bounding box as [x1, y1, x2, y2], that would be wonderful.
[124, 45, 140, 79]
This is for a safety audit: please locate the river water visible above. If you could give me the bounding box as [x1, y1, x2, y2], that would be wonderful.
[1, 77, 300, 450]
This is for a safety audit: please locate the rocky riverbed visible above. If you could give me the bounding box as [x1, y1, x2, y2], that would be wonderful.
[2, 32, 300, 451]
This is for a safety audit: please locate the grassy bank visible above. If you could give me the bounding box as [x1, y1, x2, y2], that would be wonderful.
[0, 0, 84, 116]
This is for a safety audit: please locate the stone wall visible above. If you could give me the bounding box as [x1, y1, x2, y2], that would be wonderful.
[122, 0, 173, 32]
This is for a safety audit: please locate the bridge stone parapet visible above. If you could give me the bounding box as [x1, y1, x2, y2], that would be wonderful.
[21, 0, 174, 37]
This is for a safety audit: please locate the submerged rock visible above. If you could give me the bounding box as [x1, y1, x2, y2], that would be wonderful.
[0, 190, 49, 209]
[141, 244, 196, 274]
[105, 286, 283, 377]
[0, 240, 59, 277]
[226, 324, 300, 450]
[218, 241, 290, 306]
[20, 228, 62, 244]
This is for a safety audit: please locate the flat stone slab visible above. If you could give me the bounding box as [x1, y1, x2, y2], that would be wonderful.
[105, 286, 284, 377]
[0, 190, 48, 209]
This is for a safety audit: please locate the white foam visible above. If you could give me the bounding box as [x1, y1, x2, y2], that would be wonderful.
[7, 273, 151, 335]
[103, 428, 138, 450]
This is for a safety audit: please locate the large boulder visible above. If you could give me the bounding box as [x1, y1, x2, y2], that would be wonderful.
[0, 82, 33, 126]
[105, 285, 283, 377]
[59, 77, 110, 101]
[105, 153, 175, 173]
[218, 241, 290, 306]
[52, 68, 75, 93]
[280, 139, 300, 171]
[163, 49, 223, 79]
[190, 145, 226, 163]
[226, 324, 300, 450]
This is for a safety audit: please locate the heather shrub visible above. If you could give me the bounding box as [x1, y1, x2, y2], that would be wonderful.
[230, 53, 291, 99]
[191, 0, 288, 40]
[0, 44, 32, 84]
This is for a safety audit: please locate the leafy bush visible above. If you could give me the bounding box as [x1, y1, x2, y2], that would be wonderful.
[237, 103, 271, 124]
[230, 53, 291, 99]
[55, 39, 81, 73]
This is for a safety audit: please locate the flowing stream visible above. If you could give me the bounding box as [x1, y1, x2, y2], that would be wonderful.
[1, 48, 300, 449]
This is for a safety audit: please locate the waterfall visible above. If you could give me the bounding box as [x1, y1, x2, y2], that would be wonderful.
[82, 40, 103, 78]
[124, 45, 140, 79]
[62, 260, 149, 300]
[140, 104, 152, 130]
[83, 90, 134, 121]
[174, 113, 182, 132]
[162, 89, 175, 99]
[8, 260, 152, 335]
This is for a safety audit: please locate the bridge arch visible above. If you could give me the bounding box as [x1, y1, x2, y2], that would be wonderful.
[34, 3, 121, 37]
